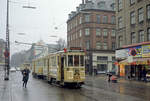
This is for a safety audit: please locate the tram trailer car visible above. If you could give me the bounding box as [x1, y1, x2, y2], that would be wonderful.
[32, 50, 85, 87]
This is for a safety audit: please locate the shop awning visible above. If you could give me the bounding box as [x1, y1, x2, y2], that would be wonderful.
[119, 58, 150, 65]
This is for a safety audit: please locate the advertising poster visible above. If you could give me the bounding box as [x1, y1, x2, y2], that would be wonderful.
[142, 44, 150, 57]
[127, 46, 142, 57]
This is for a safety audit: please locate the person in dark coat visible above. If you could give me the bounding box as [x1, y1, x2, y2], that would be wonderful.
[22, 67, 30, 88]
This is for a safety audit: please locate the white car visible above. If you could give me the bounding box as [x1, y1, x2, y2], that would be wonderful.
[10, 68, 16, 72]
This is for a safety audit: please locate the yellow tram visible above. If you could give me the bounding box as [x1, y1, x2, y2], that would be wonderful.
[32, 49, 85, 87]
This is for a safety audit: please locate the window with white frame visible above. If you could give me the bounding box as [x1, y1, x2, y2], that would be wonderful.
[131, 32, 136, 44]
[79, 30, 82, 37]
[130, 0, 135, 5]
[118, 0, 122, 11]
[103, 42, 107, 50]
[85, 28, 90, 36]
[96, 28, 101, 36]
[112, 42, 115, 50]
[102, 16, 108, 23]
[111, 29, 116, 37]
[130, 11, 135, 24]
[79, 17, 82, 24]
[147, 28, 150, 41]
[96, 15, 101, 23]
[85, 14, 90, 22]
[119, 36, 123, 47]
[86, 40, 90, 50]
[103, 29, 108, 36]
[138, 30, 144, 42]
[147, 4, 150, 19]
[96, 41, 101, 49]
[118, 17, 123, 29]
[138, 8, 144, 23]
[111, 16, 115, 24]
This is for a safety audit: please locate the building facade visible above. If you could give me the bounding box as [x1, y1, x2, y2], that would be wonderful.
[67, 0, 116, 74]
[116, 0, 150, 48]
[115, 0, 150, 80]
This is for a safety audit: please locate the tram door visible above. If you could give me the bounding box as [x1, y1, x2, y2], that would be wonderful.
[61, 57, 64, 81]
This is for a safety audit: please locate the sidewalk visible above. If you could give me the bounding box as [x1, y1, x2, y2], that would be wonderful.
[85, 74, 150, 87]
[0, 70, 11, 101]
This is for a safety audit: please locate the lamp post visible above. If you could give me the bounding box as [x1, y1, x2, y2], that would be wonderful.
[4, 0, 10, 80]
[4, 0, 36, 80]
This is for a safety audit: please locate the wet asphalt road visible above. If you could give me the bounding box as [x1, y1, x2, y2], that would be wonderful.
[9, 72, 150, 101]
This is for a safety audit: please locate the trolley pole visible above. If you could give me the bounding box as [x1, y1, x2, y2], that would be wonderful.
[4, 0, 10, 80]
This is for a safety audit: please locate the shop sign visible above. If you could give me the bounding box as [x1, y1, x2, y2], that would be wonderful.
[127, 46, 142, 57]
[142, 45, 150, 57]
[115, 49, 128, 59]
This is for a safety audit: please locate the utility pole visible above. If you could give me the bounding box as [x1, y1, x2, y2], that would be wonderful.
[4, 0, 10, 80]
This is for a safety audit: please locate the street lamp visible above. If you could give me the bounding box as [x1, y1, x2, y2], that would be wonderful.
[4, 0, 36, 80]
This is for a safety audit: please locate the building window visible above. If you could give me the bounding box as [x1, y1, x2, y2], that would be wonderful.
[130, 0, 135, 5]
[103, 29, 108, 36]
[85, 28, 90, 36]
[112, 42, 115, 50]
[97, 56, 108, 61]
[131, 32, 136, 44]
[79, 17, 82, 24]
[138, 8, 144, 23]
[138, 30, 144, 42]
[79, 30, 82, 37]
[119, 36, 123, 47]
[130, 11, 135, 25]
[118, 17, 123, 29]
[111, 16, 115, 24]
[137, 0, 142, 2]
[96, 41, 101, 49]
[147, 4, 150, 20]
[118, 0, 122, 11]
[111, 29, 116, 37]
[103, 42, 107, 50]
[85, 14, 90, 22]
[96, 28, 101, 36]
[102, 16, 108, 23]
[97, 64, 107, 72]
[147, 28, 150, 41]
[86, 40, 90, 50]
[96, 15, 101, 23]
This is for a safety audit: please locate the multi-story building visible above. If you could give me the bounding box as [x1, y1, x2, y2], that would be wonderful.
[67, 0, 116, 74]
[0, 39, 5, 66]
[116, 0, 150, 48]
[115, 0, 150, 79]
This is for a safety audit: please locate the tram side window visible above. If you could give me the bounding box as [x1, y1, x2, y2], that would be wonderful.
[68, 55, 73, 66]
[74, 55, 79, 66]
[80, 55, 84, 66]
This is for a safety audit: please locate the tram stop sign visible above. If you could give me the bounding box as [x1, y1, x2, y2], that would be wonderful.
[4, 51, 10, 58]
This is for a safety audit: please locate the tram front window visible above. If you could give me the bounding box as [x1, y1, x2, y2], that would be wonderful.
[74, 55, 79, 66]
[68, 55, 73, 66]
[80, 55, 84, 66]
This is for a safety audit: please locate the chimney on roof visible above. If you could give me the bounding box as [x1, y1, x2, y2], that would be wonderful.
[82, 0, 85, 4]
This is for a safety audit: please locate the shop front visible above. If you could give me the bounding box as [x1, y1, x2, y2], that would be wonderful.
[115, 42, 150, 81]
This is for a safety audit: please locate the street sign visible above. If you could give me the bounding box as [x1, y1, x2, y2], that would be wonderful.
[4, 51, 9, 58]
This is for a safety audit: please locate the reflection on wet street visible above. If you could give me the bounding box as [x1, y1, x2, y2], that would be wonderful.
[10, 72, 150, 101]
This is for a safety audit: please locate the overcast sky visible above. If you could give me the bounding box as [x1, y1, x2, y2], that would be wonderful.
[0, 0, 82, 55]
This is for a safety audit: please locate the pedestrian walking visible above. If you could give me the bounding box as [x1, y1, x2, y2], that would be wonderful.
[22, 67, 30, 88]
[142, 68, 147, 82]
[108, 72, 112, 82]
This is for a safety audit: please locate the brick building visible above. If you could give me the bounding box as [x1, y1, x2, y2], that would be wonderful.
[67, 0, 116, 74]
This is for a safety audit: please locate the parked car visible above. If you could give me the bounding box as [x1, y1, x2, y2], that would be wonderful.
[10, 68, 16, 72]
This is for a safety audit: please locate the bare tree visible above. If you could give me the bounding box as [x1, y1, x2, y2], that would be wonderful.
[56, 38, 66, 51]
